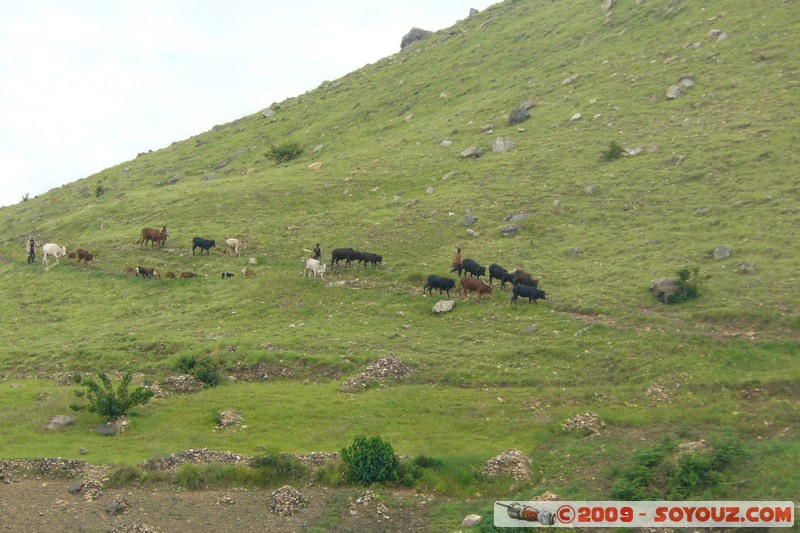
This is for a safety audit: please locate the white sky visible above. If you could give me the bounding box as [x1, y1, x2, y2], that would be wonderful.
[0, 1, 496, 208]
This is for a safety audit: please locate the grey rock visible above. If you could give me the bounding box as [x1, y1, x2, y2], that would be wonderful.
[666, 85, 684, 99]
[441, 170, 457, 180]
[526, 325, 538, 333]
[46, 415, 77, 430]
[737, 261, 756, 274]
[165, 175, 180, 185]
[433, 300, 456, 314]
[441, 139, 452, 147]
[461, 146, 480, 158]
[506, 213, 529, 222]
[312, 144, 324, 153]
[466, 229, 480, 238]
[570, 113, 582, 122]
[650, 278, 682, 304]
[463, 514, 483, 527]
[569, 246, 583, 258]
[95, 424, 117, 435]
[400, 27, 432, 50]
[463, 210, 477, 226]
[68, 481, 84, 494]
[562, 74, 580, 85]
[426, 186, 434, 194]
[491, 137, 516, 153]
[262, 109, 275, 118]
[712, 245, 732, 260]
[501, 225, 519, 237]
[508, 107, 530, 125]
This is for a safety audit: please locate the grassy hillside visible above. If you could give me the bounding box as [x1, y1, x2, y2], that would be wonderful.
[1, 0, 798, 517]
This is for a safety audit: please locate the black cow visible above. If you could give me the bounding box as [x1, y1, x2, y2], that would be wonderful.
[221, 271, 235, 279]
[511, 284, 546, 305]
[192, 237, 216, 255]
[451, 258, 485, 278]
[511, 268, 539, 288]
[423, 275, 456, 298]
[331, 247, 361, 267]
[489, 263, 515, 290]
[360, 252, 383, 268]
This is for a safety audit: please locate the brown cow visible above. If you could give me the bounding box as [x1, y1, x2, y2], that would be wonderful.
[76, 248, 93, 266]
[511, 268, 539, 288]
[164, 271, 177, 279]
[136, 226, 168, 249]
[123, 265, 137, 275]
[241, 268, 255, 277]
[67, 252, 78, 261]
[180, 271, 197, 279]
[459, 277, 493, 302]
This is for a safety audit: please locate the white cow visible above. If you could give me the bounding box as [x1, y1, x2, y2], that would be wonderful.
[225, 238, 246, 257]
[41, 243, 67, 267]
[304, 258, 327, 279]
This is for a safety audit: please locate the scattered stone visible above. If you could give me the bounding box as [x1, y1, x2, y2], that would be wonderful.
[52, 373, 75, 386]
[531, 491, 561, 501]
[562, 412, 604, 436]
[109, 525, 163, 533]
[140, 448, 253, 475]
[711, 245, 732, 259]
[340, 355, 411, 393]
[463, 514, 483, 527]
[623, 146, 643, 156]
[569, 246, 583, 258]
[562, 74, 580, 85]
[83, 479, 103, 501]
[441, 170, 457, 180]
[441, 139, 452, 147]
[165, 175, 179, 185]
[217, 411, 243, 429]
[501, 225, 518, 237]
[426, 186, 434, 194]
[106, 495, 130, 515]
[666, 85, 684, 99]
[508, 107, 530, 126]
[526, 325, 538, 333]
[269, 485, 307, 516]
[570, 113, 582, 122]
[737, 261, 756, 274]
[481, 449, 532, 481]
[505, 212, 529, 222]
[433, 300, 456, 314]
[678, 439, 711, 455]
[46, 415, 76, 431]
[466, 229, 480, 238]
[216, 494, 235, 506]
[461, 146, 481, 158]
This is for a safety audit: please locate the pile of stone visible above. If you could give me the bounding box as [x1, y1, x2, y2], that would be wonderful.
[645, 381, 674, 404]
[481, 449, 532, 481]
[269, 485, 307, 516]
[139, 448, 252, 474]
[339, 354, 411, 393]
[143, 382, 168, 398]
[109, 525, 163, 533]
[0, 458, 89, 481]
[292, 452, 340, 468]
[562, 412, 604, 436]
[216, 410, 243, 429]
[82, 479, 104, 501]
[158, 375, 204, 394]
[52, 372, 75, 386]
[678, 440, 710, 456]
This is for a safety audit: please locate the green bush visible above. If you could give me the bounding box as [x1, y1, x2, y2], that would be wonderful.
[341, 435, 399, 485]
[106, 464, 142, 487]
[601, 141, 624, 161]
[265, 142, 304, 164]
[174, 355, 223, 386]
[70, 372, 154, 421]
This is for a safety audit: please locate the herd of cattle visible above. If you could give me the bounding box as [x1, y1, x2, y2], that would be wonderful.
[35, 227, 546, 305]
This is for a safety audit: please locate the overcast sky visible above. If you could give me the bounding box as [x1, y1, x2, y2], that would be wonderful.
[0, 1, 496, 208]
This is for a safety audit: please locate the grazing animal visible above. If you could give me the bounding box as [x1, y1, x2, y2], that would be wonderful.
[221, 271, 235, 279]
[137, 226, 168, 249]
[459, 277, 493, 301]
[511, 268, 539, 288]
[180, 271, 197, 279]
[360, 252, 383, 268]
[511, 285, 546, 305]
[331, 247, 361, 267]
[123, 265, 137, 275]
[67, 252, 78, 261]
[305, 258, 327, 279]
[192, 237, 216, 255]
[164, 271, 177, 279]
[136, 266, 158, 279]
[489, 263, 515, 290]
[423, 275, 456, 298]
[225, 238, 246, 257]
[41, 243, 67, 267]
[451, 258, 486, 278]
[76, 248, 93, 266]
[241, 268, 255, 277]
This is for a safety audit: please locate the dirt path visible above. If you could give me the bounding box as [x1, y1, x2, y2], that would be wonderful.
[0, 478, 433, 532]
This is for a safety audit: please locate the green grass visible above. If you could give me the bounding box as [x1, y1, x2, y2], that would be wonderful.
[0, 0, 798, 521]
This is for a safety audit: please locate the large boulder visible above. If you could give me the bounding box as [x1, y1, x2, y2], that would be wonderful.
[401, 27, 432, 50]
[46, 415, 76, 430]
[649, 278, 683, 304]
[433, 300, 455, 314]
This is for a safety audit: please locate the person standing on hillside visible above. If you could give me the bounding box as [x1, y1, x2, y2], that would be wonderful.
[453, 247, 462, 271]
[312, 243, 321, 261]
[26, 236, 37, 264]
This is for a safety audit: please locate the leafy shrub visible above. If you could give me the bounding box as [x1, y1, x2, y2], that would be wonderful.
[174, 354, 223, 386]
[265, 142, 303, 164]
[398, 455, 446, 486]
[602, 141, 624, 161]
[70, 372, 154, 421]
[341, 435, 399, 485]
[106, 464, 142, 487]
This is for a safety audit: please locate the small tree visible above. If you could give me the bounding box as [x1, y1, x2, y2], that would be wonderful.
[341, 435, 399, 484]
[602, 141, 624, 161]
[70, 372, 154, 421]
